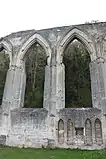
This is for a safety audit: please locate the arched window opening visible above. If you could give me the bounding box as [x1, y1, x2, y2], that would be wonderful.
[95, 118, 103, 145]
[58, 119, 64, 144]
[67, 119, 73, 144]
[63, 39, 92, 108]
[0, 48, 10, 105]
[85, 119, 92, 145]
[24, 42, 47, 108]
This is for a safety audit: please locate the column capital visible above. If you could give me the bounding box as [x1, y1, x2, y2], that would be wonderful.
[9, 65, 25, 72]
[92, 57, 105, 64]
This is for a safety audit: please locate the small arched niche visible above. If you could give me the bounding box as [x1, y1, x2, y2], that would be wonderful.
[95, 118, 103, 145]
[67, 119, 74, 144]
[58, 119, 64, 144]
[24, 42, 47, 108]
[0, 47, 10, 105]
[63, 38, 92, 108]
[85, 118, 92, 145]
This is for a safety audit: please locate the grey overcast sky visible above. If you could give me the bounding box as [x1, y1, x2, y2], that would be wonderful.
[0, 0, 106, 37]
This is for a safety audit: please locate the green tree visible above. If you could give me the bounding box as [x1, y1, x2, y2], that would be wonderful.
[63, 40, 92, 108]
[24, 43, 46, 108]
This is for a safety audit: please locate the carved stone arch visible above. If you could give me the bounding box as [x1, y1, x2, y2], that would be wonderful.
[85, 118, 92, 145]
[95, 118, 103, 145]
[56, 28, 96, 64]
[58, 119, 64, 144]
[16, 33, 51, 67]
[0, 38, 12, 66]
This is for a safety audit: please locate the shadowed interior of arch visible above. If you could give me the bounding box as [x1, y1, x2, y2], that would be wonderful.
[0, 47, 10, 105]
[24, 42, 47, 108]
[63, 38, 92, 108]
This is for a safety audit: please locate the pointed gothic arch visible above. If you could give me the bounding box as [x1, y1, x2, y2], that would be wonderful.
[0, 38, 12, 66]
[57, 28, 94, 108]
[56, 28, 96, 64]
[95, 118, 103, 145]
[85, 118, 92, 145]
[58, 119, 64, 144]
[16, 33, 51, 67]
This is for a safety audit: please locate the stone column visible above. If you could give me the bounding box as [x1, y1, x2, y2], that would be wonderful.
[43, 65, 51, 111]
[49, 63, 57, 115]
[55, 63, 65, 111]
[90, 58, 106, 113]
[2, 65, 26, 111]
[45, 44, 65, 115]
[48, 63, 65, 115]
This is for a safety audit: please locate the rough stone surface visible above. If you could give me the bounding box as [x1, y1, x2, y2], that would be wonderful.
[0, 22, 106, 149]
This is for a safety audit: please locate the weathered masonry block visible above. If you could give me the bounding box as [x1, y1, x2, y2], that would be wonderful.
[0, 22, 106, 149]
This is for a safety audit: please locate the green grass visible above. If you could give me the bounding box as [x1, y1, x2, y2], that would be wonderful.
[0, 147, 105, 159]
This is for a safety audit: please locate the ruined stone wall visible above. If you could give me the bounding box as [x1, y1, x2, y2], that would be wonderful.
[0, 22, 106, 149]
[7, 108, 51, 148]
[1, 107, 105, 149]
[55, 108, 103, 149]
